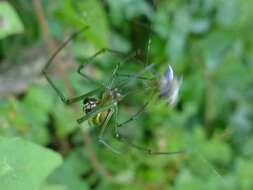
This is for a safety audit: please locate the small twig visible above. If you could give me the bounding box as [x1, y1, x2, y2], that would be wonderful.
[32, 0, 56, 54]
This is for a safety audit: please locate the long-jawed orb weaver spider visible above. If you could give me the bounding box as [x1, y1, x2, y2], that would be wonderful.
[42, 26, 185, 155]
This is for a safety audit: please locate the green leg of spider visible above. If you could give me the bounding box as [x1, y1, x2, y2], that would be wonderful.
[116, 73, 154, 80]
[78, 49, 141, 88]
[78, 48, 153, 90]
[113, 106, 120, 138]
[42, 25, 103, 105]
[108, 50, 145, 88]
[115, 102, 186, 155]
[77, 101, 117, 124]
[43, 25, 89, 71]
[116, 63, 155, 89]
[43, 69, 104, 105]
[98, 107, 122, 154]
[77, 48, 126, 87]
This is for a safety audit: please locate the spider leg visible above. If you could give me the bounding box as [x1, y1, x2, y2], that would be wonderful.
[112, 106, 120, 138]
[77, 48, 125, 88]
[43, 25, 89, 71]
[42, 26, 93, 105]
[116, 73, 154, 81]
[78, 49, 143, 89]
[98, 108, 121, 154]
[117, 101, 149, 128]
[44, 69, 103, 105]
[116, 63, 155, 89]
[117, 136, 185, 155]
[108, 51, 142, 88]
[115, 102, 186, 155]
[77, 101, 117, 124]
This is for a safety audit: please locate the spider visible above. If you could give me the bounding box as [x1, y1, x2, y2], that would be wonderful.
[42, 26, 184, 155]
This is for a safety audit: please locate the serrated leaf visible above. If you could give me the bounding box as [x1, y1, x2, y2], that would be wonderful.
[0, 137, 62, 190]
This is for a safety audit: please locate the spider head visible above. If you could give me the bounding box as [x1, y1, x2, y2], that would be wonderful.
[83, 98, 98, 113]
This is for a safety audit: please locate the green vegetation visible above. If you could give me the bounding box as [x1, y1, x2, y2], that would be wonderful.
[0, 0, 253, 190]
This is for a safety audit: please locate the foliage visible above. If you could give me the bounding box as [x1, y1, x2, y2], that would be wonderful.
[0, 0, 253, 190]
[0, 137, 62, 190]
[0, 1, 24, 39]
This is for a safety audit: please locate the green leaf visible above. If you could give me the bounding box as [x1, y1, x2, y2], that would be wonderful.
[52, 102, 77, 139]
[48, 148, 90, 190]
[0, 137, 62, 190]
[21, 87, 55, 145]
[0, 1, 24, 39]
[242, 137, 253, 157]
[107, 0, 153, 26]
[76, 0, 108, 48]
[216, 0, 238, 28]
[41, 184, 67, 190]
[235, 158, 253, 189]
[56, 0, 109, 48]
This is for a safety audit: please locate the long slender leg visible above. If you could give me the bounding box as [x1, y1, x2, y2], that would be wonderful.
[116, 73, 154, 81]
[114, 102, 186, 155]
[77, 48, 126, 87]
[112, 106, 120, 138]
[78, 49, 142, 89]
[108, 51, 142, 88]
[116, 134, 186, 155]
[44, 70, 103, 105]
[116, 63, 156, 89]
[62, 87, 103, 105]
[77, 101, 117, 124]
[98, 109, 121, 154]
[42, 26, 93, 105]
[117, 101, 149, 128]
[43, 25, 89, 71]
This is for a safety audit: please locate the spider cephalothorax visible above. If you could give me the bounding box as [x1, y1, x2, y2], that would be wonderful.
[83, 97, 98, 113]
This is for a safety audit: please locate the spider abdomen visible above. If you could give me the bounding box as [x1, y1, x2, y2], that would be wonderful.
[90, 110, 110, 126]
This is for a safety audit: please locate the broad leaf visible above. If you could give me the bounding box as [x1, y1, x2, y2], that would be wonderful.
[0, 137, 62, 190]
[0, 2, 24, 39]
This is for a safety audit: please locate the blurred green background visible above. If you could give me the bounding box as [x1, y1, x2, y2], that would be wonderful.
[0, 0, 253, 190]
